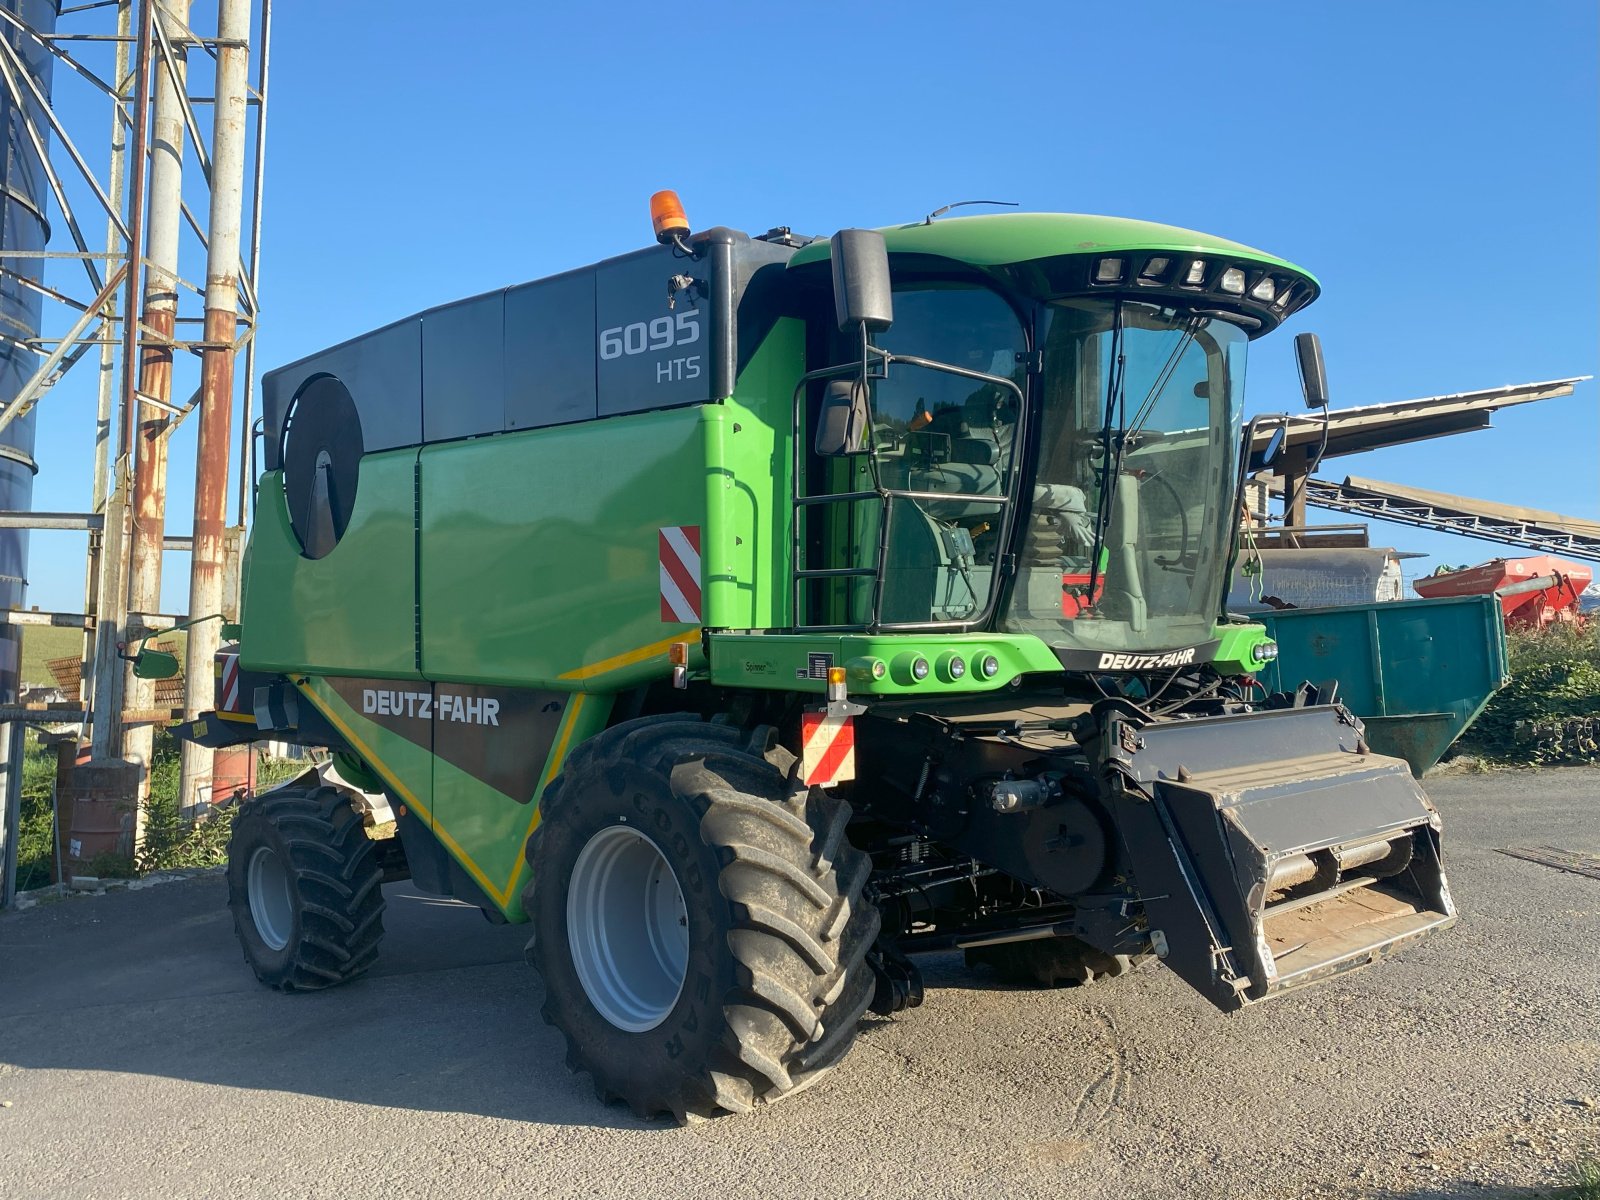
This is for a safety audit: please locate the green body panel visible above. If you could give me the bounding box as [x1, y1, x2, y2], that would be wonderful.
[241, 456, 420, 679]
[297, 674, 440, 822]
[787, 212, 1317, 282]
[1213, 622, 1273, 676]
[708, 631, 1063, 695]
[430, 689, 614, 920]
[418, 406, 707, 689]
[297, 673, 614, 922]
[704, 318, 803, 630]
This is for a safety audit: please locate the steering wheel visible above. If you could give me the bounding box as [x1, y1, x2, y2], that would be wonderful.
[1072, 428, 1170, 461]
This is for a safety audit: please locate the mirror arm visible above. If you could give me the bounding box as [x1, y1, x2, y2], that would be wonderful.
[118, 611, 229, 666]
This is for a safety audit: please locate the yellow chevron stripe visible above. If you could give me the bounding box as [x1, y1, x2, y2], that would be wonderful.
[499, 690, 587, 908]
[557, 632, 682, 683]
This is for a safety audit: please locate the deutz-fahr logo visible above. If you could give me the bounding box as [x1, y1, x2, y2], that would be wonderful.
[1096, 647, 1198, 671]
[363, 688, 501, 726]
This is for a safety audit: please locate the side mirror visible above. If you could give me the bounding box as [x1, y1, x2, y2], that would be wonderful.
[830, 229, 893, 333]
[814, 379, 871, 456]
[132, 647, 180, 680]
[1294, 332, 1328, 409]
[1261, 424, 1287, 468]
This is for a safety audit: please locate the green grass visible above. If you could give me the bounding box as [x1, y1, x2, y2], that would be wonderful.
[19, 625, 84, 688]
[11, 731, 61, 892]
[18, 625, 187, 689]
[1565, 1159, 1600, 1200]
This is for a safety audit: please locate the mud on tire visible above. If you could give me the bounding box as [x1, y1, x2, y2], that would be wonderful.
[226, 784, 386, 991]
[525, 715, 881, 1122]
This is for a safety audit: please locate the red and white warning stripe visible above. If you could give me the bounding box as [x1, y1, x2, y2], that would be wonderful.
[800, 709, 856, 788]
[217, 651, 244, 713]
[659, 525, 702, 624]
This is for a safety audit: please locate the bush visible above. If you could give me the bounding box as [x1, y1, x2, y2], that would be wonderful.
[12, 732, 60, 891]
[12, 726, 307, 889]
[1466, 621, 1600, 766]
[134, 732, 235, 876]
[135, 780, 235, 873]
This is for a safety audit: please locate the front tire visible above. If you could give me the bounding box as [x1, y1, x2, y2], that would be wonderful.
[226, 785, 386, 991]
[525, 716, 880, 1122]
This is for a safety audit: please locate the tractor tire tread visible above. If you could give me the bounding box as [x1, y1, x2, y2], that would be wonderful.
[227, 784, 386, 993]
[524, 714, 878, 1122]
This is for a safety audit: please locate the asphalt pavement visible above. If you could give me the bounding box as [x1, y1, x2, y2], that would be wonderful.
[1, 767, 1596, 1200]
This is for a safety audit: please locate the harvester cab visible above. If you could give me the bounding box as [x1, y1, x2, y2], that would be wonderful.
[185, 194, 1457, 1121]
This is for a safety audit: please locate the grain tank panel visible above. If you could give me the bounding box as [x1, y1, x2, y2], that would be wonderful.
[416, 406, 711, 688]
[422, 291, 505, 444]
[240, 455, 422, 679]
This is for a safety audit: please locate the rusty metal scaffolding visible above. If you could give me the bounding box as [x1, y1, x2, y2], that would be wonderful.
[0, 0, 270, 907]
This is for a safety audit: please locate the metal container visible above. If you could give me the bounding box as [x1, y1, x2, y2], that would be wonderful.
[58, 759, 139, 876]
[1251, 594, 1509, 775]
[1228, 547, 1407, 611]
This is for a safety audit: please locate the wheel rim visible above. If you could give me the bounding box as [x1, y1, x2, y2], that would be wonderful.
[247, 844, 295, 951]
[566, 825, 690, 1032]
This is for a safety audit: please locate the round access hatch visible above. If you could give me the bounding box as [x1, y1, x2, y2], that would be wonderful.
[282, 375, 363, 559]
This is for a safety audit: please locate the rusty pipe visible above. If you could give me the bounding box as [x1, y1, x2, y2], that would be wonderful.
[178, 0, 251, 818]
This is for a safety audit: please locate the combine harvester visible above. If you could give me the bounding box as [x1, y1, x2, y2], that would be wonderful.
[169, 197, 1457, 1120]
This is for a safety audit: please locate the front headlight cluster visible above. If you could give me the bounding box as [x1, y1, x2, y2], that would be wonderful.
[1250, 640, 1280, 664]
[871, 651, 1005, 687]
[1091, 254, 1305, 313]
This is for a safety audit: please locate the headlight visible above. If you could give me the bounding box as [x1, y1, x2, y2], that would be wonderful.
[1220, 267, 1246, 295]
[1251, 640, 1279, 663]
[979, 654, 1001, 679]
[1140, 256, 1171, 281]
[891, 652, 932, 685]
[1094, 257, 1124, 283]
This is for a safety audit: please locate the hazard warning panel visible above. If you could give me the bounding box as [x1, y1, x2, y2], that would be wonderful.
[216, 651, 246, 713]
[659, 525, 702, 623]
[800, 709, 856, 788]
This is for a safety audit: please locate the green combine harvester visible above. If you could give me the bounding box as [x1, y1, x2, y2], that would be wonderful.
[176, 196, 1456, 1121]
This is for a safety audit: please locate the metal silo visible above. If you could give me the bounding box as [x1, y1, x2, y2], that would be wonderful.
[0, 0, 54, 709]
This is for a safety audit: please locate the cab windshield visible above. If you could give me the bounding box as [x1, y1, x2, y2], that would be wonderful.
[1003, 299, 1245, 653]
[801, 286, 1244, 646]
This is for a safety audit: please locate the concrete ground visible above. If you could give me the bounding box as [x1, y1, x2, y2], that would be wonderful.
[1, 767, 1596, 1200]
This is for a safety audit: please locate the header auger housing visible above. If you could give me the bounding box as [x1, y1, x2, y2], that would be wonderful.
[184, 200, 1454, 1121]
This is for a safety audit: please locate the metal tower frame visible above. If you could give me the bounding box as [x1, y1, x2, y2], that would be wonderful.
[0, 0, 271, 907]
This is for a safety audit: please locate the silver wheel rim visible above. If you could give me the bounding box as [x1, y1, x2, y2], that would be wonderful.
[566, 825, 690, 1032]
[247, 844, 294, 952]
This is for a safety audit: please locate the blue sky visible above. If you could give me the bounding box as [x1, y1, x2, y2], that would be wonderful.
[18, 0, 1599, 613]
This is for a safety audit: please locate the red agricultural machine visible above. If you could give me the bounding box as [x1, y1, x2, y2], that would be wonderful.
[1414, 555, 1592, 630]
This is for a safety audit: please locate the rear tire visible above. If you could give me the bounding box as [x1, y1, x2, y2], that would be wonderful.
[525, 715, 880, 1122]
[226, 784, 385, 991]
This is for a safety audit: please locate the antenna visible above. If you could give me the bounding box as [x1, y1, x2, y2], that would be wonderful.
[924, 199, 1020, 225]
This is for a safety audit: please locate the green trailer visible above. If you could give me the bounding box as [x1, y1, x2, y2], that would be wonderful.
[176, 200, 1456, 1121]
[1252, 593, 1510, 775]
